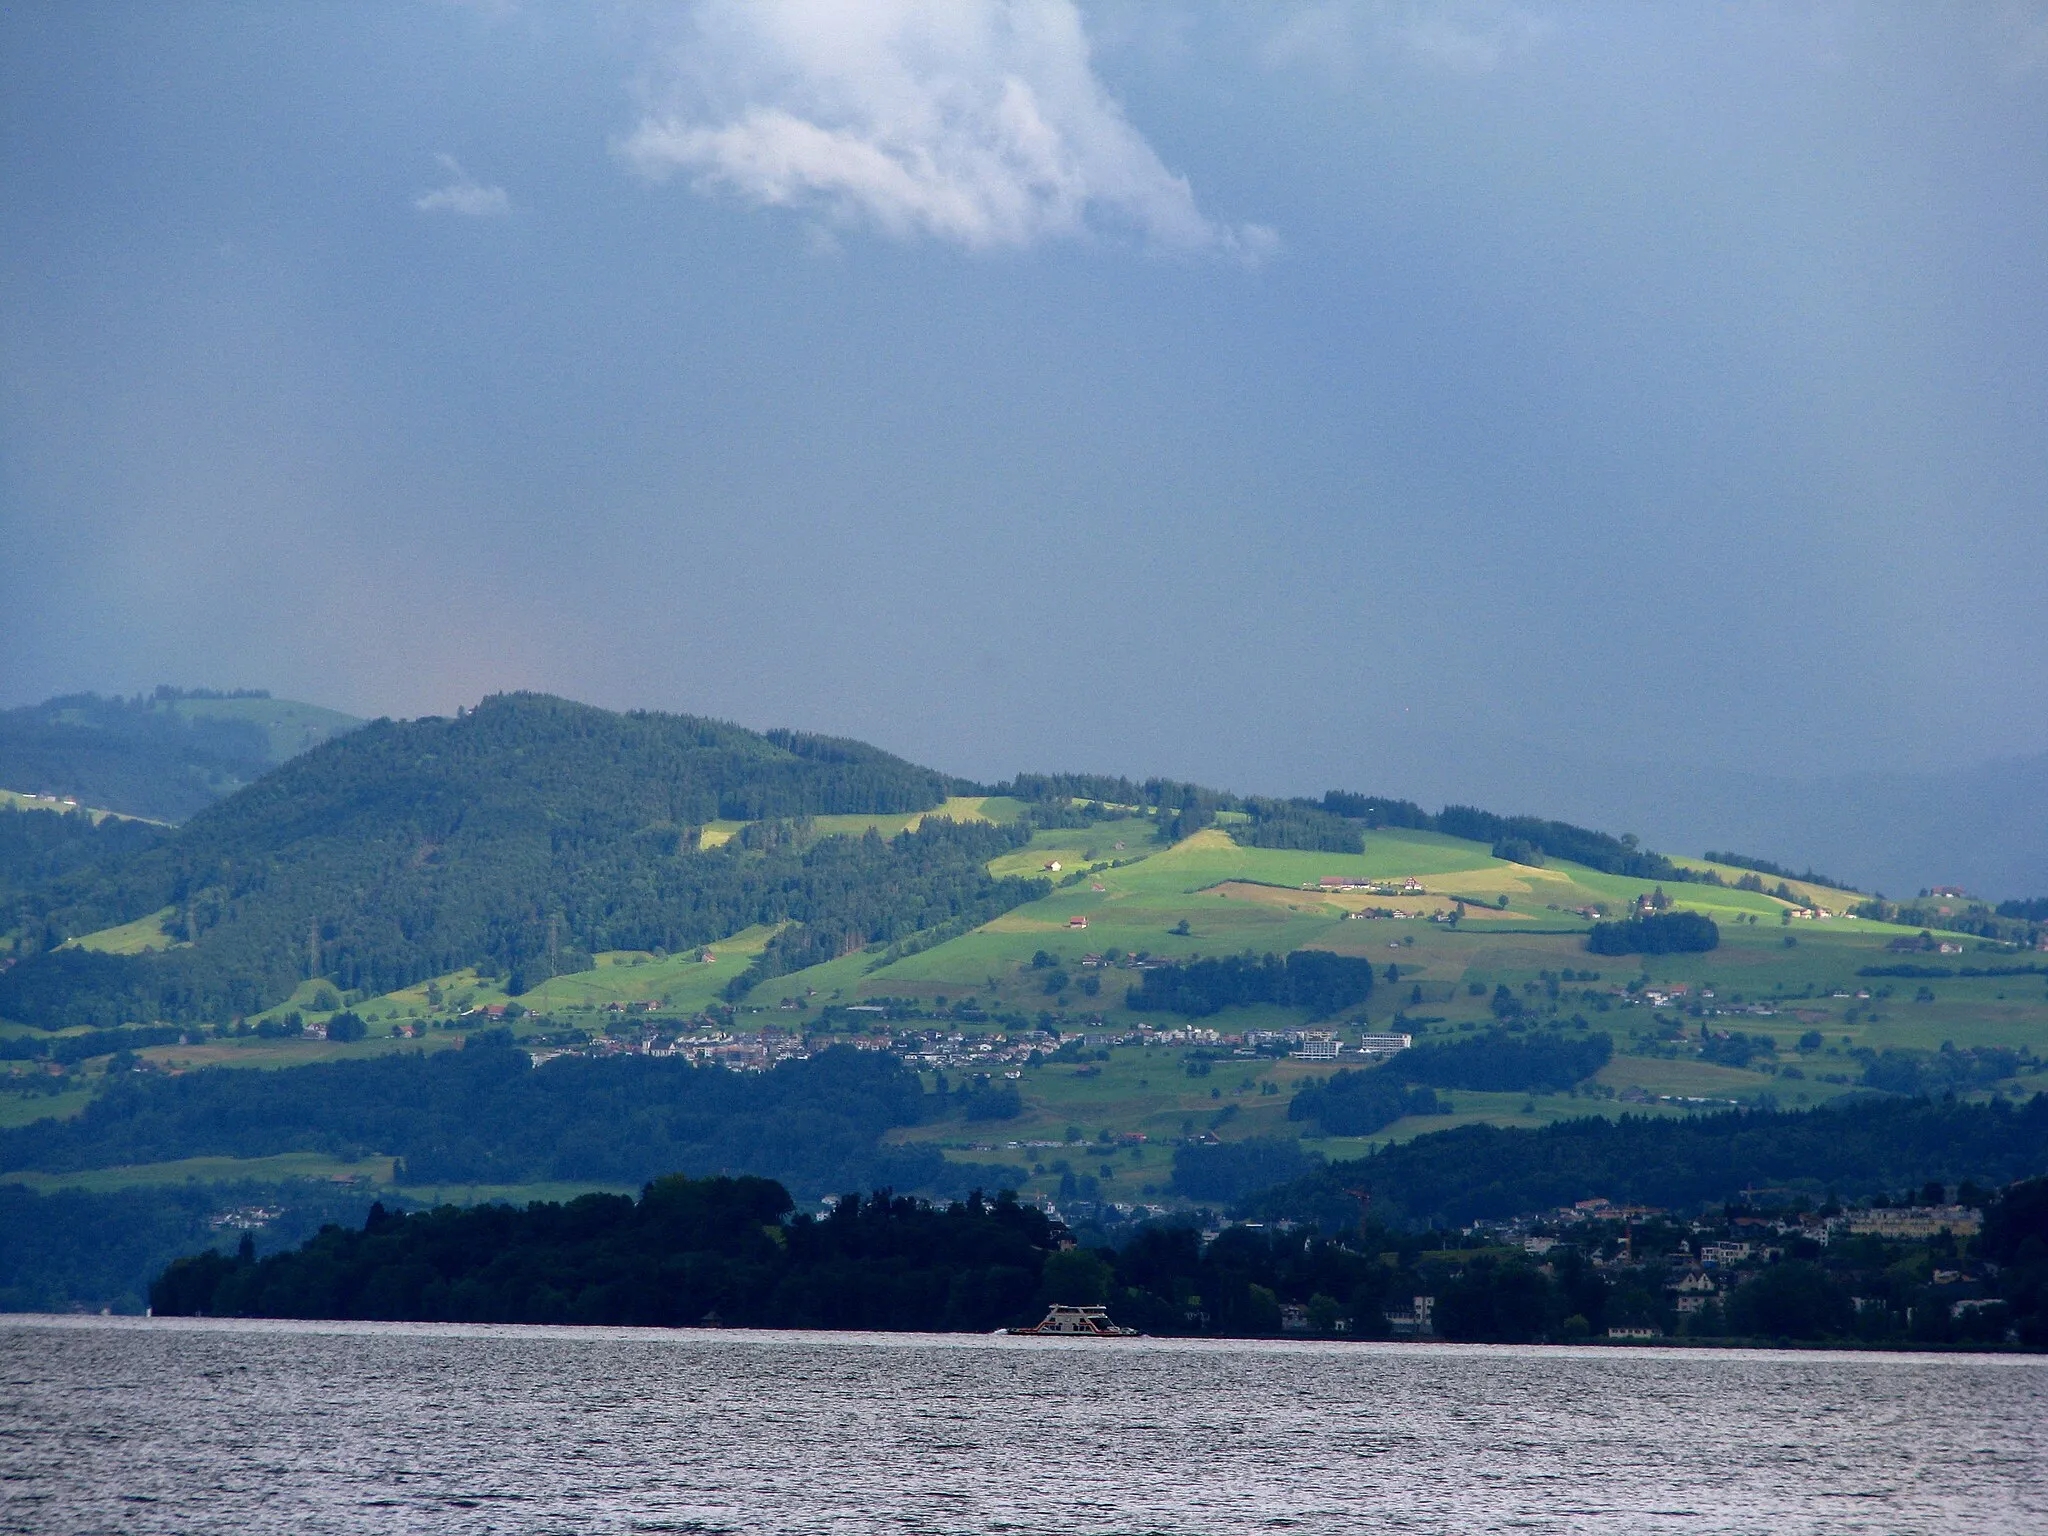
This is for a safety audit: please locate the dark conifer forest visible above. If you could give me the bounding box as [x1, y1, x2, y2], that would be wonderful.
[0, 1042, 975, 1196]
[147, 1169, 2048, 1348]
[1250, 1094, 2048, 1229]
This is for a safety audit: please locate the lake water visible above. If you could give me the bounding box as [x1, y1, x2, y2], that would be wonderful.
[2, 1317, 2043, 1535]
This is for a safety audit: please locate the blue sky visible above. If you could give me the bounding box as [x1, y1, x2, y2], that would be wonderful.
[6, 2, 2047, 830]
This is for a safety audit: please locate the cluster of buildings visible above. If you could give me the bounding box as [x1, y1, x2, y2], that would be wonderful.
[1462, 1196, 2000, 1338]
[1315, 876, 1429, 896]
[510, 1011, 1426, 1076]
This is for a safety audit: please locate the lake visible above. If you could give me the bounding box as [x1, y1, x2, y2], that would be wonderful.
[2, 1317, 2043, 1534]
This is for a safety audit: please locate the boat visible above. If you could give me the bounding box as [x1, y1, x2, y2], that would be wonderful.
[1005, 1304, 1139, 1337]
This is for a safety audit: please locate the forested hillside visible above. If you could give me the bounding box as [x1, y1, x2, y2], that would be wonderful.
[144, 1169, 2048, 1348]
[0, 1040, 976, 1196]
[0, 804, 161, 910]
[1247, 1094, 2048, 1229]
[0, 694, 1045, 1028]
[0, 688, 358, 821]
[151, 1177, 1064, 1330]
[0, 1179, 389, 1315]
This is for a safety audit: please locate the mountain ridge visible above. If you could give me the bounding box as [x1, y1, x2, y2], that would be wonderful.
[0, 688, 361, 822]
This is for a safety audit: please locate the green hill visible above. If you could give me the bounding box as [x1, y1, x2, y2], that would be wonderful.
[0, 687, 360, 821]
[0, 693, 1038, 1029]
[2, 689, 2044, 1237]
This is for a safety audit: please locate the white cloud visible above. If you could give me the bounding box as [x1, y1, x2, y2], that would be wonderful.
[414, 154, 511, 217]
[618, 0, 1272, 259]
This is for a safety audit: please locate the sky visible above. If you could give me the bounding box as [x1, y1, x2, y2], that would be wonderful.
[6, 2, 2048, 865]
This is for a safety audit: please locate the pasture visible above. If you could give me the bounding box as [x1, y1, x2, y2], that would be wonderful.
[15, 810, 2040, 1214]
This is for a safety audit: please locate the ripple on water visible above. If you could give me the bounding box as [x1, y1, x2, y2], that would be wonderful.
[0, 1318, 2044, 1535]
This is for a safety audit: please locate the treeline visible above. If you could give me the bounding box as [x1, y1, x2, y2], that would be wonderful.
[995, 778, 1709, 873]
[1171, 1137, 1325, 1202]
[153, 1178, 1063, 1331]
[1285, 1031, 1614, 1136]
[1586, 911, 1719, 955]
[1113, 1189, 2046, 1346]
[1391, 1029, 1613, 1093]
[0, 1023, 189, 1066]
[1287, 1075, 1446, 1137]
[1849, 897, 2038, 946]
[0, 803, 161, 911]
[0, 1178, 389, 1314]
[0, 695, 1039, 1028]
[0, 1042, 993, 1198]
[1125, 950, 1375, 1019]
[0, 802, 164, 884]
[1323, 793, 1710, 884]
[1233, 798, 1363, 854]
[1244, 1093, 2048, 1231]
[1433, 808, 1688, 882]
[1860, 1046, 2038, 1098]
[146, 1170, 2048, 1348]
[1858, 963, 2047, 981]
[718, 823, 1046, 999]
[1704, 851, 1851, 891]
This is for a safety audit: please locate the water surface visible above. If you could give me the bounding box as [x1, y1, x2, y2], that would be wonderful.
[2, 1316, 2042, 1534]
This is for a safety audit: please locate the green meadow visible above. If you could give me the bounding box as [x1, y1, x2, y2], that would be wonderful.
[67, 907, 180, 955]
[28, 810, 2044, 1210]
[703, 794, 1028, 848]
[0, 1151, 397, 1194]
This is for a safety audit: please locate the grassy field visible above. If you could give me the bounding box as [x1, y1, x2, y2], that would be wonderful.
[133, 1032, 470, 1073]
[508, 926, 782, 1013]
[67, 907, 180, 955]
[720, 817, 2046, 1202]
[702, 795, 1029, 848]
[0, 1151, 397, 1193]
[9, 812, 2040, 1214]
[737, 823, 1973, 1032]
[0, 1084, 91, 1129]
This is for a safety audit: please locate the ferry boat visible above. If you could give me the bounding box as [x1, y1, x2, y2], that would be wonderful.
[1005, 1304, 1139, 1337]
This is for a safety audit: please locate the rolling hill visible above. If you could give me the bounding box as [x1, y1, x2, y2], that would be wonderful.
[3, 689, 2046, 1310]
[0, 693, 1039, 1028]
[0, 687, 360, 822]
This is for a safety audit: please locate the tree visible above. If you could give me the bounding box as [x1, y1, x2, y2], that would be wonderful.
[1040, 1248, 1112, 1306]
[1288, 1071, 1440, 1135]
[1243, 1283, 1283, 1334]
[1725, 1261, 1852, 1341]
[1587, 911, 1719, 956]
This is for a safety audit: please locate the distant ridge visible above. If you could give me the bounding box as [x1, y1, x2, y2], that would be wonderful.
[2, 689, 2039, 1035]
[0, 693, 1035, 1029]
[0, 687, 361, 822]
